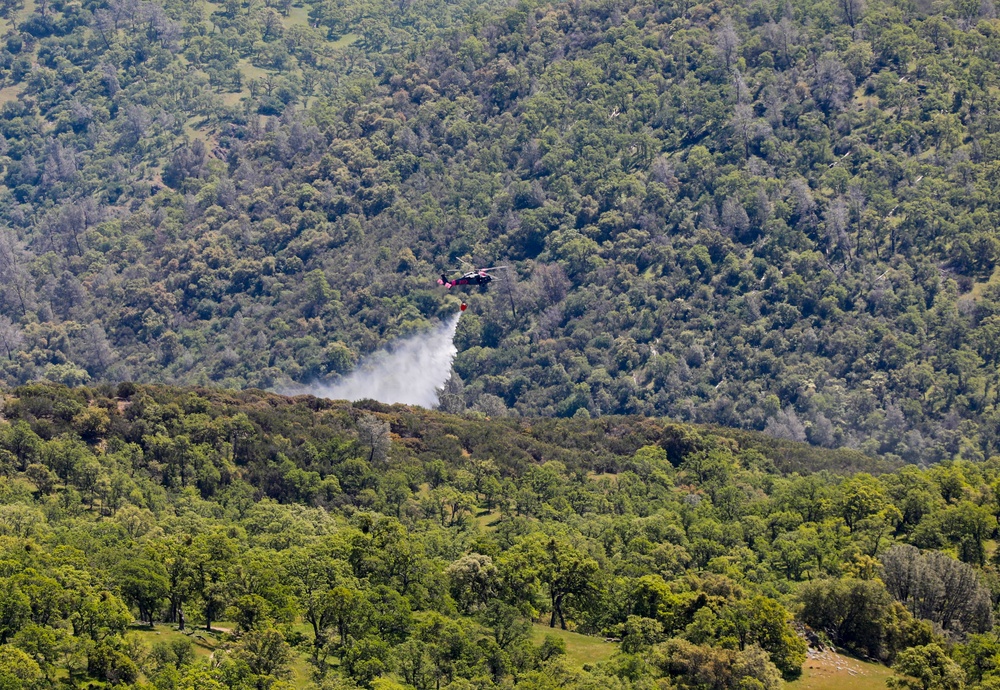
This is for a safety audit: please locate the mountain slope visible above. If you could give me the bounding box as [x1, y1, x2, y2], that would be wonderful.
[2, 0, 1000, 462]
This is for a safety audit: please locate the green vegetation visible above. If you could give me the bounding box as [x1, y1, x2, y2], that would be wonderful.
[4, 0, 1000, 685]
[0, 382, 995, 689]
[0, 0, 1000, 469]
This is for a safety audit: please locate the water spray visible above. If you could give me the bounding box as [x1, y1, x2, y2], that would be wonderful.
[294, 312, 462, 408]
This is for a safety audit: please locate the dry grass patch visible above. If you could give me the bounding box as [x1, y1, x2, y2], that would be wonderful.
[788, 649, 892, 690]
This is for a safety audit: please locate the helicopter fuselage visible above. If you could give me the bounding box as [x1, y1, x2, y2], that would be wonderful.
[439, 272, 493, 288]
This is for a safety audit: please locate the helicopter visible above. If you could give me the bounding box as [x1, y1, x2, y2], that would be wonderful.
[437, 266, 508, 290]
[437, 264, 514, 314]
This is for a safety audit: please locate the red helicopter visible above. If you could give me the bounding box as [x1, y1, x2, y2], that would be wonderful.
[438, 266, 508, 289]
[437, 265, 510, 312]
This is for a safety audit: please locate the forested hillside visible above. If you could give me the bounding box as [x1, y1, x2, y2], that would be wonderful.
[0, 382, 998, 689]
[4, 0, 1000, 462]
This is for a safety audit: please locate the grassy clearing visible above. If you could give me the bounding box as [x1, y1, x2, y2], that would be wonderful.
[133, 623, 316, 687]
[587, 472, 619, 482]
[130, 624, 222, 658]
[284, 4, 311, 28]
[9, 0, 35, 27]
[287, 622, 322, 686]
[330, 32, 360, 49]
[530, 624, 617, 669]
[239, 59, 271, 81]
[788, 649, 892, 690]
[473, 508, 501, 529]
[183, 118, 218, 148]
[0, 84, 24, 105]
[221, 91, 246, 106]
[236, 58, 275, 100]
[201, 0, 223, 21]
[289, 651, 314, 687]
[963, 266, 1000, 302]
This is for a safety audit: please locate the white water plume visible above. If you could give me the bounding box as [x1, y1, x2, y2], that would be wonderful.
[301, 313, 461, 408]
